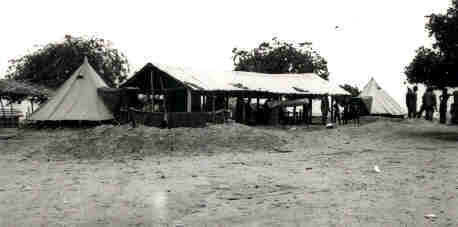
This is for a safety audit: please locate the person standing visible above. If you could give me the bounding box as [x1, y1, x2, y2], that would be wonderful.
[333, 101, 341, 125]
[451, 91, 458, 124]
[439, 88, 450, 124]
[424, 87, 437, 121]
[406, 87, 413, 118]
[412, 86, 418, 118]
[431, 89, 438, 120]
[417, 90, 427, 119]
[321, 95, 329, 125]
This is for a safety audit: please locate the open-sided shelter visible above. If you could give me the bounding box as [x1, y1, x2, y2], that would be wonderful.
[119, 62, 349, 126]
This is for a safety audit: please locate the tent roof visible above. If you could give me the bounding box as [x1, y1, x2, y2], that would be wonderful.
[29, 57, 114, 121]
[358, 78, 406, 115]
[124, 62, 350, 96]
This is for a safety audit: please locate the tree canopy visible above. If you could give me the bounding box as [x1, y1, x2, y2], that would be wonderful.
[339, 84, 361, 97]
[232, 37, 330, 80]
[6, 35, 130, 89]
[405, 0, 458, 87]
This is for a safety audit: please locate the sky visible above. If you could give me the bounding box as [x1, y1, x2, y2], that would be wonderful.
[0, 0, 452, 106]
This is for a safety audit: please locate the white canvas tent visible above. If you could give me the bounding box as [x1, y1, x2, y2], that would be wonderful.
[358, 78, 406, 116]
[30, 57, 114, 121]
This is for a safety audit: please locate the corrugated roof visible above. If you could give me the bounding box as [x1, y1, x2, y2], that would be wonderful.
[150, 62, 237, 91]
[232, 71, 349, 95]
[128, 62, 350, 96]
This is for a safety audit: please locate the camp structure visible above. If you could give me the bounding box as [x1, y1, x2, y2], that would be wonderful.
[0, 107, 23, 128]
[29, 57, 114, 122]
[117, 62, 350, 127]
[358, 78, 406, 116]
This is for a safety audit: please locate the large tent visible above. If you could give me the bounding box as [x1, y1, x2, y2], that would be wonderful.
[358, 78, 406, 116]
[29, 57, 114, 121]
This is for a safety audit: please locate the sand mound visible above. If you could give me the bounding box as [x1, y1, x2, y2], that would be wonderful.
[40, 123, 287, 159]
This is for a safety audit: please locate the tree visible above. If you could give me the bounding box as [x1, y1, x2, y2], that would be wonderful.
[404, 47, 449, 86]
[232, 37, 330, 80]
[339, 84, 361, 97]
[6, 35, 130, 89]
[405, 1, 458, 87]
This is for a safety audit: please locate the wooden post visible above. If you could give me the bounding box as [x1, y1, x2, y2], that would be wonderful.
[212, 95, 216, 123]
[302, 104, 306, 124]
[200, 95, 204, 112]
[203, 96, 207, 112]
[308, 98, 313, 124]
[150, 71, 154, 112]
[225, 96, 229, 110]
[330, 96, 334, 123]
[159, 75, 168, 127]
[186, 89, 192, 112]
[293, 105, 297, 124]
[225, 96, 229, 122]
[30, 99, 34, 113]
[242, 98, 246, 124]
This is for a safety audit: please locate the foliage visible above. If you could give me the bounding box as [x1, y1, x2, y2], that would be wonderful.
[0, 79, 52, 103]
[232, 37, 330, 80]
[405, 1, 458, 87]
[339, 84, 361, 97]
[404, 47, 450, 86]
[6, 35, 130, 89]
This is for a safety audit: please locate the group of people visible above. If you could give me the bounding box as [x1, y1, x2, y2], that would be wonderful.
[321, 95, 360, 126]
[406, 85, 453, 124]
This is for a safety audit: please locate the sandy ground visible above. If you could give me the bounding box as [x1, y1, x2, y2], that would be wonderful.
[0, 117, 457, 227]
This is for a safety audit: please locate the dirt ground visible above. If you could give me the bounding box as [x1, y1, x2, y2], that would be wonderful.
[0, 117, 457, 227]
